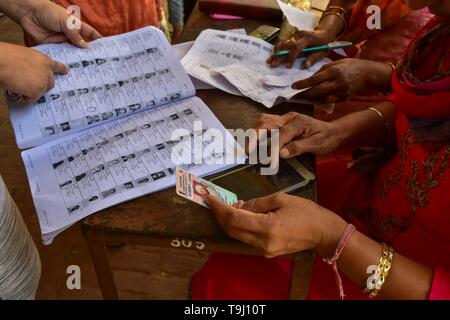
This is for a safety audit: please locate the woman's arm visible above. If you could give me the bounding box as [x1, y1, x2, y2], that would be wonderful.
[252, 100, 396, 159]
[315, 0, 355, 39]
[332, 100, 397, 149]
[270, 0, 356, 68]
[317, 222, 434, 300]
[206, 193, 435, 300]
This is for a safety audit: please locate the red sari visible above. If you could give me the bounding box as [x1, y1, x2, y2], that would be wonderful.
[192, 17, 450, 300]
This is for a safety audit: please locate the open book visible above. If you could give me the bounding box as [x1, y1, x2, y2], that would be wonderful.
[8, 27, 244, 244]
[181, 29, 331, 108]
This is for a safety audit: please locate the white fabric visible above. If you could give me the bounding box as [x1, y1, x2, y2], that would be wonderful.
[0, 176, 41, 300]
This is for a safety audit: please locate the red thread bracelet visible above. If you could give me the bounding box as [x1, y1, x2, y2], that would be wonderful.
[323, 223, 356, 300]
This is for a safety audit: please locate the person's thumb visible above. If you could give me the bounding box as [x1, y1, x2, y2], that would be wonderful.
[280, 139, 316, 158]
[64, 16, 88, 48]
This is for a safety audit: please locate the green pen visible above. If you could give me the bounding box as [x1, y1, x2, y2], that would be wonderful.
[274, 41, 353, 57]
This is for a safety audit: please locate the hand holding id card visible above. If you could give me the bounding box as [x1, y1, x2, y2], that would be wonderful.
[176, 168, 238, 207]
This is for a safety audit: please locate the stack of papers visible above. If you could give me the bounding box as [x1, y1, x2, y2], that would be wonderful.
[180, 29, 330, 108]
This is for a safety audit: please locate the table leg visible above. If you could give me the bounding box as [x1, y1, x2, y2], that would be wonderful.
[288, 251, 314, 300]
[86, 237, 119, 300]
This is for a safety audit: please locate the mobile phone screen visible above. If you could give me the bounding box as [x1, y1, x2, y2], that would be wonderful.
[210, 160, 308, 201]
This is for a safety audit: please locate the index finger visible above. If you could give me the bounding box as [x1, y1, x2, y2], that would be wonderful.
[291, 66, 336, 90]
[269, 39, 291, 68]
[285, 37, 310, 68]
[47, 57, 69, 74]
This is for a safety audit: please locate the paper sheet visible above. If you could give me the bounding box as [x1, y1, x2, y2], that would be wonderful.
[10, 26, 195, 149]
[276, 0, 319, 31]
[181, 29, 273, 95]
[214, 58, 331, 108]
[22, 96, 244, 244]
[172, 28, 247, 91]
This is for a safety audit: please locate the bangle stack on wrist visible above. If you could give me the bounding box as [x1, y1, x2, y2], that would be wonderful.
[363, 243, 394, 298]
[320, 5, 348, 38]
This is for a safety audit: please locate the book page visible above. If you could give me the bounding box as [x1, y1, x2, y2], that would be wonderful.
[181, 29, 273, 95]
[9, 26, 195, 149]
[213, 58, 331, 108]
[22, 97, 244, 244]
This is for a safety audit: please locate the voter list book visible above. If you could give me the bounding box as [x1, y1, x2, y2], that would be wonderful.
[8, 27, 244, 244]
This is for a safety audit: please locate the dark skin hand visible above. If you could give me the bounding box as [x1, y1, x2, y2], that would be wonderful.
[267, 28, 337, 69]
[291, 58, 393, 103]
[268, 0, 356, 69]
[251, 101, 397, 159]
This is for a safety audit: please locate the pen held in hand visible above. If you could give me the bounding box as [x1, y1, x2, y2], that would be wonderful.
[274, 41, 353, 58]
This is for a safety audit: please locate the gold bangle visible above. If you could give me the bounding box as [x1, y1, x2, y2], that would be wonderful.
[327, 5, 346, 16]
[384, 61, 396, 71]
[363, 243, 394, 298]
[320, 11, 348, 38]
[368, 107, 388, 129]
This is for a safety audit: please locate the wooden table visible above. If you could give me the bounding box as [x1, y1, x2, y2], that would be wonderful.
[82, 3, 315, 300]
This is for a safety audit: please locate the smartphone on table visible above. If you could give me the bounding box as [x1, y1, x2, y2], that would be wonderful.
[209, 158, 315, 201]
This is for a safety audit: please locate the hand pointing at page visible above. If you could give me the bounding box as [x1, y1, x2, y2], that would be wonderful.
[0, 42, 69, 104]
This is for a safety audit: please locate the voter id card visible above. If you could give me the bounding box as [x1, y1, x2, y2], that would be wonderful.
[176, 168, 238, 207]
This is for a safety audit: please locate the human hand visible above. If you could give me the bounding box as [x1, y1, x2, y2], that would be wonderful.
[268, 28, 336, 69]
[205, 193, 346, 258]
[18, 0, 101, 47]
[252, 112, 344, 158]
[291, 58, 392, 103]
[0, 42, 68, 103]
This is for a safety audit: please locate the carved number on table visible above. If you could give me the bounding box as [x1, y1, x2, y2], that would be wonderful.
[170, 238, 205, 250]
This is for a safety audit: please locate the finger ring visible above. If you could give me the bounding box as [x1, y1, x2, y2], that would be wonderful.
[5, 90, 22, 103]
[287, 37, 297, 45]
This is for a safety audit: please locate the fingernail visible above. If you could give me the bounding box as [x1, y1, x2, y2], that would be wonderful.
[280, 148, 290, 158]
[80, 39, 88, 48]
[304, 60, 312, 69]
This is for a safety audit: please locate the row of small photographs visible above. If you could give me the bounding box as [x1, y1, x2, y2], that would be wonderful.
[50, 108, 196, 170]
[66, 165, 198, 215]
[41, 92, 183, 136]
[67, 47, 160, 70]
[55, 129, 208, 188]
[37, 67, 173, 104]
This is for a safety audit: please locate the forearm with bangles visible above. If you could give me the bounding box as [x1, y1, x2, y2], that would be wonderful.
[330, 101, 397, 149]
[320, 226, 434, 299]
[316, 0, 356, 39]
